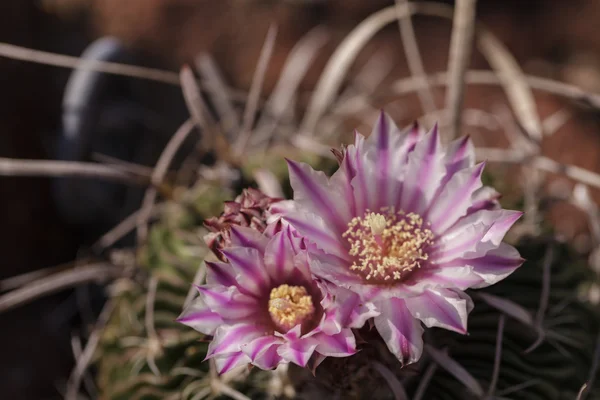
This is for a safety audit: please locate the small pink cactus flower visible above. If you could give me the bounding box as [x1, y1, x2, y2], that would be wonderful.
[178, 225, 376, 373]
[281, 112, 524, 365]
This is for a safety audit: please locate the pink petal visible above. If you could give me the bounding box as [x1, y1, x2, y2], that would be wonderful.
[229, 225, 269, 252]
[467, 186, 500, 213]
[347, 131, 370, 215]
[199, 286, 258, 319]
[428, 162, 485, 233]
[277, 338, 318, 367]
[205, 261, 237, 287]
[241, 336, 283, 370]
[430, 222, 492, 264]
[398, 124, 446, 215]
[444, 242, 524, 288]
[283, 211, 348, 260]
[207, 324, 264, 359]
[412, 265, 484, 291]
[220, 247, 270, 297]
[323, 286, 380, 332]
[443, 135, 475, 181]
[287, 159, 351, 233]
[214, 352, 251, 374]
[263, 227, 306, 281]
[373, 298, 424, 366]
[177, 297, 223, 335]
[313, 330, 357, 357]
[405, 289, 472, 334]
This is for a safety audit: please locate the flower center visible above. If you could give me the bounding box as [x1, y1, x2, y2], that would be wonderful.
[342, 208, 434, 282]
[268, 284, 315, 332]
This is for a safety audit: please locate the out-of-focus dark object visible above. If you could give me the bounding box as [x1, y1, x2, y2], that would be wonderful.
[53, 36, 191, 244]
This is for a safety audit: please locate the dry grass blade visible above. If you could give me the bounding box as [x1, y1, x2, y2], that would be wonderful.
[445, 0, 478, 139]
[389, 69, 600, 108]
[425, 345, 485, 396]
[0, 42, 180, 84]
[233, 24, 278, 158]
[183, 262, 207, 309]
[301, 6, 404, 135]
[486, 315, 506, 398]
[145, 276, 162, 376]
[371, 362, 409, 400]
[253, 27, 329, 145]
[0, 263, 123, 313]
[196, 54, 240, 139]
[578, 332, 600, 400]
[91, 153, 155, 177]
[526, 244, 554, 353]
[70, 334, 97, 398]
[66, 299, 116, 400]
[253, 169, 285, 198]
[0, 158, 148, 185]
[180, 66, 212, 131]
[0, 261, 86, 292]
[476, 292, 535, 326]
[477, 31, 542, 141]
[542, 108, 571, 137]
[136, 119, 196, 243]
[474, 147, 600, 191]
[533, 156, 600, 191]
[395, 0, 437, 114]
[92, 204, 166, 251]
[412, 363, 437, 400]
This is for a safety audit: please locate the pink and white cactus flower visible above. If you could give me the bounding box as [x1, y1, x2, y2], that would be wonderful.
[178, 226, 376, 373]
[281, 112, 524, 365]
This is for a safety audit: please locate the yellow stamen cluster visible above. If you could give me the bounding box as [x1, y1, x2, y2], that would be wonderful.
[343, 208, 434, 282]
[268, 284, 315, 332]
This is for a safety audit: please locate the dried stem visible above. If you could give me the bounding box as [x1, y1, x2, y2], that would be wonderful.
[66, 299, 116, 400]
[445, 0, 478, 139]
[0, 158, 148, 185]
[137, 119, 197, 243]
[486, 315, 505, 398]
[0, 42, 179, 84]
[412, 363, 437, 400]
[389, 69, 600, 108]
[0, 263, 124, 313]
[233, 25, 278, 158]
[395, 0, 437, 114]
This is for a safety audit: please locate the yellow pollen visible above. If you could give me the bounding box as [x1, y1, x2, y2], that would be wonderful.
[342, 208, 434, 282]
[268, 284, 315, 332]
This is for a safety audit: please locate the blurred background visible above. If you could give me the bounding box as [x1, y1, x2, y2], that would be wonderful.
[1, 0, 600, 398]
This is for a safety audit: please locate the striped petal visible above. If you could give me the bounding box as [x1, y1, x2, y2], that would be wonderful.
[229, 225, 269, 252]
[207, 324, 264, 359]
[221, 247, 270, 296]
[277, 338, 319, 367]
[177, 297, 223, 335]
[241, 336, 283, 370]
[313, 330, 357, 357]
[405, 288, 473, 334]
[283, 211, 348, 259]
[214, 352, 251, 374]
[398, 124, 446, 215]
[199, 286, 258, 320]
[444, 242, 524, 288]
[287, 159, 351, 233]
[428, 162, 485, 233]
[374, 298, 424, 366]
[205, 261, 237, 287]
